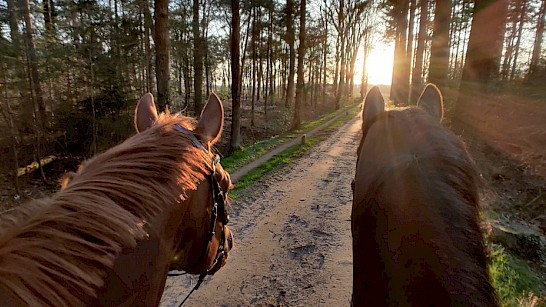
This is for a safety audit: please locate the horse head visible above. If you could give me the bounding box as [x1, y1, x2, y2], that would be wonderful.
[351, 84, 497, 306]
[134, 93, 234, 276]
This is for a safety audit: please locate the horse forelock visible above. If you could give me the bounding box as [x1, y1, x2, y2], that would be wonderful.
[0, 113, 212, 306]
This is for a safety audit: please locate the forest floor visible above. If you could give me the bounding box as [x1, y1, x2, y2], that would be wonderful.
[0, 88, 544, 305]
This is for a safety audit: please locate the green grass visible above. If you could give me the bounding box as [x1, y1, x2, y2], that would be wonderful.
[229, 104, 360, 198]
[489, 244, 545, 306]
[221, 135, 290, 173]
[221, 102, 361, 173]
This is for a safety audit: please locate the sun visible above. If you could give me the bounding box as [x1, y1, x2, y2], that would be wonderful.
[354, 42, 395, 86]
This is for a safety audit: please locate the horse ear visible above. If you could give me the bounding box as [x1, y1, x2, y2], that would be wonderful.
[135, 93, 159, 132]
[195, 93, 224, 146]
[362, 86, 385, 129]
[417, 83, 444, 122]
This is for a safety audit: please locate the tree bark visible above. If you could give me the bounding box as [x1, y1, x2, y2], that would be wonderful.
[459, 0, 508, 86]
[143, 0, 154, 93]
[322, 12, 328, 106]
[285, 0, 296, 109]
[509, 0, 526, 80]
[251, 6, 257, 127]
[428, 0, 452, 87]
[529, 0, 546, 76]
[265, 4, 273, 122]
[456, 0, 509, 130]
[23, 0, 47, 130]
[193, 0, 204, 114]
[43, 0, 53, 31]
[0, 63, 21, 195]
[7, 0, 21, 51]
[229, 0, 242, 153]
[390, 0, 409, 105]
[293, 0, 306, 130]
[154, 0, 171, 110]
[411, 0, 428, 103]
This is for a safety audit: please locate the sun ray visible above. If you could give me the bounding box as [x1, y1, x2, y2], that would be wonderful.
[355, 43, 395, 86]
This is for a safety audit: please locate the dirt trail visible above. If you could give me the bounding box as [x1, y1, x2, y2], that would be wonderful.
[160, 115, 361, 307]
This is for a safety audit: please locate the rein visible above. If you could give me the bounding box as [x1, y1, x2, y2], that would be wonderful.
[171, 124, 230, 306]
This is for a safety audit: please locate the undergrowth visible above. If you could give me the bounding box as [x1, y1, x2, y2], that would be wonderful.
[489, 244, 545, 307]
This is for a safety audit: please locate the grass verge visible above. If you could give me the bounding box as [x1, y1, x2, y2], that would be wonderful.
[229, 104, 360, 198]
[221, 102, 361, 173]
[489, 244, 545, 306]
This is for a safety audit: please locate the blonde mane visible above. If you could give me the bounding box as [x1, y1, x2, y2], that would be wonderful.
[0, 113, 213, 306]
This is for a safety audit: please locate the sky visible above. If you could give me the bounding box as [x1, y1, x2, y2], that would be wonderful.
[354, 42, 395, 86]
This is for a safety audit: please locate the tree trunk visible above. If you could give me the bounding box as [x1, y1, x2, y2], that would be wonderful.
[265, 5, 273, 122]
[333, 35, 340, 106]
[459, 0, 508, 86]
[1, 63, 21, 195]
[285, 0, 296, 109]
[251, 6, 257, 127]
[390, 0, 409, 105]
[43, 0, 53, 31]
[229, 0, 242, 153]
[411, 0, 428, 103]
[154, 0, 171, 110]
[23, 0, 47, 130]
[509, 0, 526, 80]
[429, 0, 452, 87]
[400, 0, 415, 105]
[293, 0, 306, 130]
[529, 0, 546, 77]
[7, 0, 21, 50]
[456, 0, 508, 130]
[501, 3, 517, 80]
[193, 0, 204, 115]
[530, 0, 546, 73]
[144, 0, 154, 92]
[322, 14, 328, 105]
[451, 0, 466, 79]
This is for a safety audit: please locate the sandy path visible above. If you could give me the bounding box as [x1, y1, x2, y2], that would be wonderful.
[160, 115, 361, 307]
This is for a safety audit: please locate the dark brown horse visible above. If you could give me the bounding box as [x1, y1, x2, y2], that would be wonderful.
[352, 84, 497, 306]
[0, 93, 234, 306]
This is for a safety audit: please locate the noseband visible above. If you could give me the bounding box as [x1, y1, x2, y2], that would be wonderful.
[172, 124, 230, 293]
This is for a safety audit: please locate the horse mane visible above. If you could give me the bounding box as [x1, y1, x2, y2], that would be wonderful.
[356, 108, 497, 306]
[0, 113, 212, 306]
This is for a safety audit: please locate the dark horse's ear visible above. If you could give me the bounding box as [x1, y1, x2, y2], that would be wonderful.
[195, 93, 224, 146]
[362, 86, 385, 130]
[135, 93, 159, 132]
[417, 83, 444, 122]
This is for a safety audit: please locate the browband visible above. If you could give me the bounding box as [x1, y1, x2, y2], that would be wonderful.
[173, 124, 208, 153]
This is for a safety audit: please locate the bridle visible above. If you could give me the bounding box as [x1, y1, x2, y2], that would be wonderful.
[171, 124, 230, 305]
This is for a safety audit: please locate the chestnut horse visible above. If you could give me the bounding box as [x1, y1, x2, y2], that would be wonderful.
[352, 85, 497, 306]
[0, 93, 234, 306]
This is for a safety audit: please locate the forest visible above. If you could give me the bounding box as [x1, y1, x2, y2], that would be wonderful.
[1, 0, 546, 304]
[0, 0, 545, 191]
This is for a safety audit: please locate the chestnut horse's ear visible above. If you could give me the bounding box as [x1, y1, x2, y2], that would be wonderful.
[417, 83, 444, 122]
[362, 86, 385, 129]
[134, 93, 159, 133]
[195, 93, 224, 146]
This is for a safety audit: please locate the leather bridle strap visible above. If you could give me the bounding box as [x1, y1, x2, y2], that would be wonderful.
[171, 124, 229, 306]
